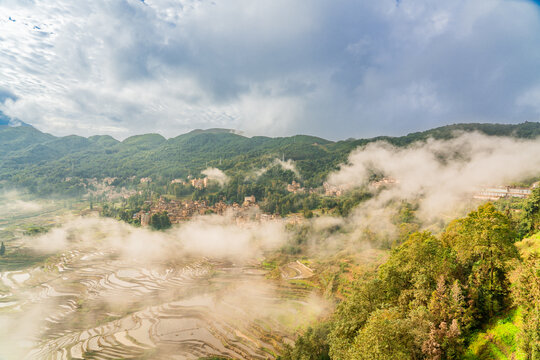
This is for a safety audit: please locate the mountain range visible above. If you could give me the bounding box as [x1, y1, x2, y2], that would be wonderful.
[1, 119, 540, 195]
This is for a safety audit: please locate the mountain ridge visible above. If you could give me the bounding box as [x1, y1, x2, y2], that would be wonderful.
[1, 121, 539, 196]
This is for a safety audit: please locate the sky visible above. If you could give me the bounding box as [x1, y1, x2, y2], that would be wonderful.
[0, 0, 539, 140]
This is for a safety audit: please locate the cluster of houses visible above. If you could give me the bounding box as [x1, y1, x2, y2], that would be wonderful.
[82, 177, 136, 201]
[287, 180, 305, 194]
[169, 177, 208, 189]
[136, 198, 226, 225]
[371, 177, 399, 189]
[285, 180, 346, 196]
[243, 195, 256, 206]
[134, 195, 279, 226]
[323, 182, 345, 196]
[190, 177, 208, 189]
[141, 176, 210, 189]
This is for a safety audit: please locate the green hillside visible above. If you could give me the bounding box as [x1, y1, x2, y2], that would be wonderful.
[0, 126, 55, 156]
[279, 198, 540, 360]
[1, 122, 539, 196]
[122, 133, 166, 149]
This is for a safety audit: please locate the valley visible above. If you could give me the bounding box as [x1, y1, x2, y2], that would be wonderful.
[0, 215, 327, 360]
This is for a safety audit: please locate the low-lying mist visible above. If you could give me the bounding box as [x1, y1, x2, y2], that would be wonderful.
[28, 213, 290, 262]
[310, 132, 540, 249]
[254, 158, 301, 178]
[0, 213, 328, 359]
[0, 190, 43, 216]
[201, 167, 229, 186]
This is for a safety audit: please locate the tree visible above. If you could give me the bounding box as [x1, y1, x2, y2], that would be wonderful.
[510, 253, 540, 359]
[422, 320, 461, 360]
[328, 278, 385, 359]
[150, 212, 171, 230]
[303, 209, 314, 219]
[0, 242, 5, 256]
[378, 231, 456, 307]
[118, 209, 131, 222]
[423, 277, 470, 359]
[524, 187, 540, 234]
[279, 323, 331, 360]
[442, 203, 518, 319]
[347, 308, 418, 360]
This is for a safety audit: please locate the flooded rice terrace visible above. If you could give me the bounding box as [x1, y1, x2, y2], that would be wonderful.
[0, 218, 324, 360]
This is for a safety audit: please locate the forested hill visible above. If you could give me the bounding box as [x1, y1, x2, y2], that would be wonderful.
[1, 122, 540, 195]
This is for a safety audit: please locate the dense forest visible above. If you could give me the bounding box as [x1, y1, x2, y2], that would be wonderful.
[1, 122, 540, 197]
[278, 190, 540, 360]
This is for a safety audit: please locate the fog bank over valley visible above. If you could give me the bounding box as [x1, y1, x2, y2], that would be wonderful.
[324, 132, 540, 237]
[1, 129, 540, 359]
[0, 211, 327, 359]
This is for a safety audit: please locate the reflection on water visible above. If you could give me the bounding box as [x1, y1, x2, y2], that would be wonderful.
[0, 246, 322, 360]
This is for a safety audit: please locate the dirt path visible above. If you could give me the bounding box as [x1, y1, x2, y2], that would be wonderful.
[281, 261, 314, 280]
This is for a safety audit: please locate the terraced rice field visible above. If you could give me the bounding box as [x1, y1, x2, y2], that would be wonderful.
[0, 246, 320, 359]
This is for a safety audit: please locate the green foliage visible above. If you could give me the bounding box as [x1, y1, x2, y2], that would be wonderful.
[442, 203, 518, 320]
[2, 122, 539, 198]
[524, 187, 540, 235]
[424, 278, 470, 358]
[0, 241, 5, 256]
[349, 308, 418, 360]
[0, 125, 54, 155]
[290, 203, 524, 360]
[150, 212, 171, 230]
[121, 133, 166, 149]
[510, 234, 540, 359]
[279, 323, 331, 360]
[464, 309, 526, 360]
[379, 231, 456, 307]
[24, 226, 49, 236]
[328, 277, 386, 358]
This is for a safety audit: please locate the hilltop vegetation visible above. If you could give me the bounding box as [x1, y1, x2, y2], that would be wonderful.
[1, 122, 540, 197]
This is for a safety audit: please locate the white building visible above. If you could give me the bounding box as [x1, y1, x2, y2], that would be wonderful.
[474, 186, 532, 200]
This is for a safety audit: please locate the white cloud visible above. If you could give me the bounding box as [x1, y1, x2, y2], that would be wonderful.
[0, 0, 539, 139]
[201, 167, 229, 186]
[328, 132, 540, 225]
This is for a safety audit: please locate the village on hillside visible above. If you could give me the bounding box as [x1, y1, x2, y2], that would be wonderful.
[133, 195, 289, 226]
[83, 172, 539, 227]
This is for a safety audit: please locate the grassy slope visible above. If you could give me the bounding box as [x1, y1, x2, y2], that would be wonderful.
[464, 308, 525, 360]
[464, 232, 540, 360]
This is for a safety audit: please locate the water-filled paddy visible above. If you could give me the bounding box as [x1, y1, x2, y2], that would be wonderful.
[0, 243, 323, 359]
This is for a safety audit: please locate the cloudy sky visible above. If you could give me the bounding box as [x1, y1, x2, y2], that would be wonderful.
[0, 0, 539, 140]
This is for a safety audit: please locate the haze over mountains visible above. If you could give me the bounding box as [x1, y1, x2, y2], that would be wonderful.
[1, 119, 540, 196]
